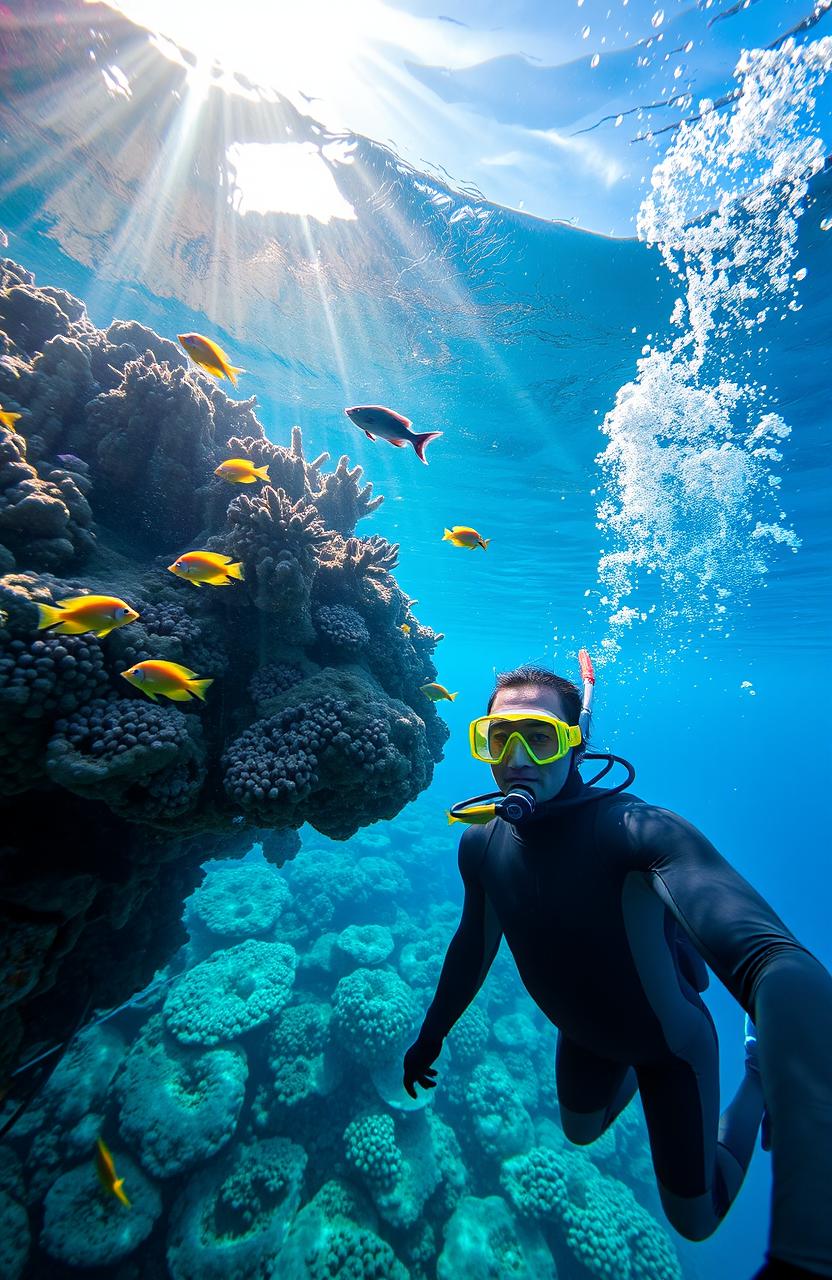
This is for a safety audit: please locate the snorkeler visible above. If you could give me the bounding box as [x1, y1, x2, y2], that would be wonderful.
[403, 653, 832, 1280]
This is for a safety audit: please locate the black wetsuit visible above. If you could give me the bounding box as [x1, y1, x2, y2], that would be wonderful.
[417, 770, 832, 1277]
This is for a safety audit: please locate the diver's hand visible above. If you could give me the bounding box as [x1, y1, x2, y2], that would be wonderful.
[403, 1034, 443, 1099]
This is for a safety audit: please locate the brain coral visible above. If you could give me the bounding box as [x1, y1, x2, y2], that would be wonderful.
[467, 1058, 534, 1160]
[116, 1015, 248, 1177]
[163, 940, 296, 1045]
[40, 1154, 162, 1267]
[166, 1137, 307, 1280]
[332, 966, 418, 1066]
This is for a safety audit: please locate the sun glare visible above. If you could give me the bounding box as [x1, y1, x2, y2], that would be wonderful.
[226, 141, 357, 222]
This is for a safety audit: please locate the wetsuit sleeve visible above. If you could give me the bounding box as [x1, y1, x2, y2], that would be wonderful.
[614, 801, 812, 1010]
[419, 825, 503, 1042]
[617, 801, 832, 1272]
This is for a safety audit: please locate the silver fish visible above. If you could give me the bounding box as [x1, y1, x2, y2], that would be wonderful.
[344, 405, 442, 465]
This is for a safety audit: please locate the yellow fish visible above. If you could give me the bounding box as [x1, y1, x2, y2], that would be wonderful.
[214, 458, 270, 485]
[443, 526, 490, 551]
[37, 595, 139, 638]
[178, 332, 245, 385]
[399, 623, 411, 636]
[121, 660, 213, 703]
[447, 804, 496, 826]
[168, 550, 245, 587]
[0, 406, 22, 431]
[420, 682, 457, 703]
[95, 1137, 131, 1208]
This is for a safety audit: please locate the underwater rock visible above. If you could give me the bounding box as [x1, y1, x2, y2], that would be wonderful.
[0, 1188, 29, 1280]
[116, 1015, 248, 1177]
[0, 256, 447, 1069]
[166, 1137, 306, 1280]
[40, 1154, 162, 1267]
[437, 1194, 555, 1280]
[163, 939, 296, 1046]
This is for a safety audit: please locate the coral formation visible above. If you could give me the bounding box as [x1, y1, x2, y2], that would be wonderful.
[332, 966, 418, 1066]
[437, 1194, 556, 1280]
[163, 940, 296, 1045]
[166, 1137, 307, 1280]
[40, 1153, 162, 1267]
[0, 256, 446, 1067]
[116, 1015, 248, 1177]
[185, 860, 289, 942]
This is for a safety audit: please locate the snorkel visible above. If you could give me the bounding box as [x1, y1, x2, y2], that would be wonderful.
[448, 649, 635, 826]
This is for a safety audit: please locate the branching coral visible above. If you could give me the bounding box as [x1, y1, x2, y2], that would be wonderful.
[116, 1015, 247, 1178]
[220, 483, 327, 636]
[163, 939, 296, 1045]
[166, 1137, 307, 1280]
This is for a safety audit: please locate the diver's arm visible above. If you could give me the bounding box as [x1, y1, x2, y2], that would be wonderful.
[620, 801, 832, 1273]
[617, 801, 814, 1009]
[418, 825, 502, 1042]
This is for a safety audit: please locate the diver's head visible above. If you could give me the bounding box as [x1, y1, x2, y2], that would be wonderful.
[486, 666, 584, 805]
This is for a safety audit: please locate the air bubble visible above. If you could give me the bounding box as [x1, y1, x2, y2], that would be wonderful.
[581, 24, 590, 38]
[591, 53, 600, 68]
[652, 8, 664, 27]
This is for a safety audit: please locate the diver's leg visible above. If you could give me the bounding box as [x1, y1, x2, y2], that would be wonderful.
[637, 1001, 764, 1242]
[555, 1032, 638, 1145]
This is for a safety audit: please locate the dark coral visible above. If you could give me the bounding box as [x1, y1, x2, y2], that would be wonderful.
[223, 671, 433, 839]
[0, 256, 447, 1070]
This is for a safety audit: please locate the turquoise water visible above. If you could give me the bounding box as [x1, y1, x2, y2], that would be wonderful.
[1, 3, 831, 1278]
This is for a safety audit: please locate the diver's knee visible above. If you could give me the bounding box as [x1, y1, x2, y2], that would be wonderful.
[559, 1105, 606, 1146]
[657, 1183, 721, 1242]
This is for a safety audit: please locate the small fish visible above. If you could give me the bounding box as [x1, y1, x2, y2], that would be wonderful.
[121, 660, 213, 703]
[420, 682, 457, 703]
[0, 405, 22, 431]
[344, 405, 442, 465]
[95, 1137, 131, 1208]
[215, 458, 270, 485]
[56, 453, 85, 469]
[443, 526, 490, 551]
[447, 804, 495, 826]
[168, 550, 245, 588]
[399, 623, 411, 636]
[178, 332, 245, 385]
[37, 595, 139, 638]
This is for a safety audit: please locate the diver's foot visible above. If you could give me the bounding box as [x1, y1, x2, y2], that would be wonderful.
[744, 1015, 772, 1152]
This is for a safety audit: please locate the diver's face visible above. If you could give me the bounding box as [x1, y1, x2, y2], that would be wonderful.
[489, 685, 574, 804]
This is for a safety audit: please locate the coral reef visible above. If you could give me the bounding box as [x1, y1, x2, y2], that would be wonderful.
[332, 966, 418, 1067]
[116, 1015, 248, 1177]
[438, 1194, 556, 1280]
[0, 256, 446, 1069]
[166, 1137, 307, 1280]
[163, 940, 296, 1045]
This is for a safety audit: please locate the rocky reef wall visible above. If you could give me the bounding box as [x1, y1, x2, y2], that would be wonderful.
[0, 257, 448, 1072]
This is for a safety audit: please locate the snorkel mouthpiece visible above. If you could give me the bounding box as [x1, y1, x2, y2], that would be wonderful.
[500, 786, 536, 823]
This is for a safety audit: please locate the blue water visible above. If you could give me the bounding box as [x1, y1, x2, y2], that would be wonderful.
[1, 2, 831, 1278]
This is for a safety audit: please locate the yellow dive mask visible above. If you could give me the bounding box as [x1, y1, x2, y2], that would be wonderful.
[469, 712, 582, 766]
